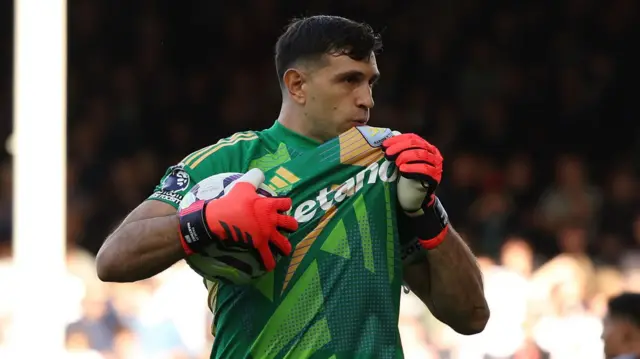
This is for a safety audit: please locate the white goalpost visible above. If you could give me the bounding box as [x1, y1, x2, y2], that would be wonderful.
[11, 0, 68, 356]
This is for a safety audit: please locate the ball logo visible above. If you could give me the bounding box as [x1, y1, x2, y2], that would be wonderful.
[162, 166, 190, 192]
[355, 126, 393, 148]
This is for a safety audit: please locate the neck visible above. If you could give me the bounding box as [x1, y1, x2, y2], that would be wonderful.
[277, 103, 325, 143]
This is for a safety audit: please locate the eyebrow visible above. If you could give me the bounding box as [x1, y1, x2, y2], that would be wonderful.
[335, 70, 381, 84]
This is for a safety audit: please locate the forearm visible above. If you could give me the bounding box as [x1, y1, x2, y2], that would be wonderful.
[404, 226, 489, 334]
[96, 214, 185, 282]
[426, 226, 488, 329]
[387, 134, 489, 333]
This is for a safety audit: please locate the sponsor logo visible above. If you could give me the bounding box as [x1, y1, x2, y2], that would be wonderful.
[293, 160, 398, 223]
[149, 191, 184, 205]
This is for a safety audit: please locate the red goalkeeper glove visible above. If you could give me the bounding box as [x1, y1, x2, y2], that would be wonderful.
[382, 133, 448, 249]
[178, 169, 298, 271]
[382, 133, 443, 198]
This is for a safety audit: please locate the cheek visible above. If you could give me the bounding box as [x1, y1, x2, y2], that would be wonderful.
[319, 95, 347, 122]
[332, 93, 355, 114]
[602, 325, 619, 346]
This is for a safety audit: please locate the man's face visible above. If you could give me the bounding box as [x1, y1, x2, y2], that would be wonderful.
[602, 315, 630, 358]
[302, 53, 380, 141]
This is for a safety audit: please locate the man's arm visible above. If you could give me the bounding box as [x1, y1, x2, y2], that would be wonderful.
[382, 133, 488, 334]
[403, 225, 489, 335]
[97, 162, 200, 282]
[96, 200, 184, 282]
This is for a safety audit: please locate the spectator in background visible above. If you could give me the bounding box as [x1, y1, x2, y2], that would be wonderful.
[65, 327, 104, 359]
[110, 326, 146, 359]
[537, 155, 602, 252]
[600, 167, 638, 242]
[602, 292, 640, 359]
[67, 291, 121, 354]
[503, 154, 538, 229]
[456, 238, 538, 358]
[530, 255, 603, 359]
[621, 213, 640, 274]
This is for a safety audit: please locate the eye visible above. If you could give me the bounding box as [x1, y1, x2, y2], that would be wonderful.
[344, 75, 360, 84]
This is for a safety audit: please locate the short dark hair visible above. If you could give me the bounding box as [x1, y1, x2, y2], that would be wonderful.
[608, 292, 640, 326]
[274, 15, 383, 86]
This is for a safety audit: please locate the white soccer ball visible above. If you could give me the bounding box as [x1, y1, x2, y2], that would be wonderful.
[179, 171, 277, 284]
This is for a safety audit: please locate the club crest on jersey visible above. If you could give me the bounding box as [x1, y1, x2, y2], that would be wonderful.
[162, 165, 190, 192]
[355, 126, 393, 148]
[293, 159, 398, 223]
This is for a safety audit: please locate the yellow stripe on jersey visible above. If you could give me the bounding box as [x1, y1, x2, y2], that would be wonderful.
[275, 167, 300, 183]
[269, 174, 289, 189]
[182, 132, 254, 166]
[181, 144, 215, 166]
[181, 132, 256, 165]
[190, 133, 257, 169]
[183, 132, 258, 169]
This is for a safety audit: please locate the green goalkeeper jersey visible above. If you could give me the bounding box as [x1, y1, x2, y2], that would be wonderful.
[148, 121, 412, 359]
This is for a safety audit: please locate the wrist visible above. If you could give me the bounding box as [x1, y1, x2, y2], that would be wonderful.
[178, 200, 215, 255]
[406, 196, 449, 249]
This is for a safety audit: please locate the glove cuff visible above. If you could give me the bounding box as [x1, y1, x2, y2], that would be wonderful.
[406, 196, 449, 249]
[178, 200, 214, 255]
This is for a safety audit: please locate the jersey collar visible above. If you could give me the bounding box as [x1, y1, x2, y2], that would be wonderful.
[267, 120, 322, 150]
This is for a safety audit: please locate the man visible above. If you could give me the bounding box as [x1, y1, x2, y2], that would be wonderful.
[603, 292, 640, 359]
[96, 15, 489, 358]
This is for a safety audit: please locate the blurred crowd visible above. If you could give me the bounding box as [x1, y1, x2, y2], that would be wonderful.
[1, 0, 639, 358]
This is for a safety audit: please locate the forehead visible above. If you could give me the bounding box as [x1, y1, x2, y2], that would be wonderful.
[319, 53, 379, 76]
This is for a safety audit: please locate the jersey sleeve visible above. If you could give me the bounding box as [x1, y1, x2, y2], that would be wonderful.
[147, 131, 262, 209]
[147, 164, 200, 209]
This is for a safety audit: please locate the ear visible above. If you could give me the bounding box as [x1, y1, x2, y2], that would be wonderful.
[283, 68, 306, 105]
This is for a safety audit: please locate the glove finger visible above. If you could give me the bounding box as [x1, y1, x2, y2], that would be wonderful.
[429, 143, 441, 156]
[384, 140, 429, 159]
[257, 244, 277, 271]
[396, 149, 435, 167]
[275, 213, 299, 233]
[382, 133, 409, 148]
[402, 142, 442, 160]
[231, 168, 265, 191]
[384, 142, 418, 159]
[382, 133, 422, 149]
[268, 231, 293, 256]
[268, 196, 293, 212]
[399, 163, 441, 182]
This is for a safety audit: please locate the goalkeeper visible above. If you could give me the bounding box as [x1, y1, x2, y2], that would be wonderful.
[97, 15, 489, 359]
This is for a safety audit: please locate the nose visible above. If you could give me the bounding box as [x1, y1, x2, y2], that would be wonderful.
[356, 85, 374, 109]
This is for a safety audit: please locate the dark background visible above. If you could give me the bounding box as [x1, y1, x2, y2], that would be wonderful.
[0, 1, 638, 358]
